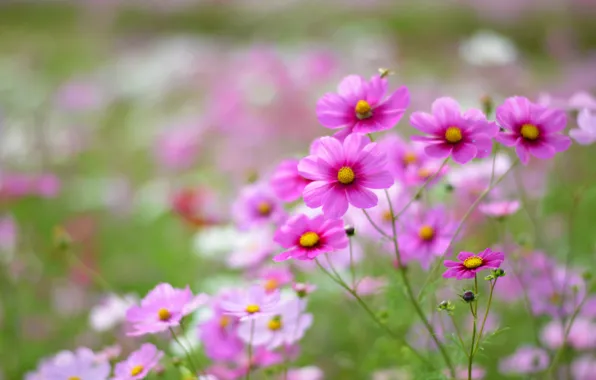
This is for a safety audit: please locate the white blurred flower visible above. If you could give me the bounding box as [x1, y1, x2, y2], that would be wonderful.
[89, 293, 138, 332]
[459, 30, 518, 66]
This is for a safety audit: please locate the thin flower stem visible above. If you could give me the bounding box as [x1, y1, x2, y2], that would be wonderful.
[473, 278, 498, 355]
[348, 238, 356, 289]
[383, 190, 456, 378]
[467, 275, 479, 380]
[449, 314, 469, 358]
[393, 158, 450, 220]
[314, 259, 433, 369]
[417, 159, 520, 301]
[246, 319, 255, 380]
[169, 327, 199, 376]
[362, 209, 392, 240]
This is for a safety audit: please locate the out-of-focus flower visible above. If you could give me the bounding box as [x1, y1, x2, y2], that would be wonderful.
[378, 134, 427, 183]
[499, 346, 549, 374]
[398, 207, 456, 270]
[443, 248, 504, 280]
[410, 97, 498, 164]
[459, 30, 518, 66]
[478, 200, 520, 218]
[126, 283, 208, 336]
[226, 228, 275, 269]
[258, 267, 294, 294]
[237, 296, 313, 349]
[572, 356, 596, 380]
[220, 284, 280, 320]
[298, 134, 393, 218]
[171, 187, 220, 227]
[89, 293, 138, 332]
[538, 91, 596, 111]
[527, 267, 585, 317]
[495, 96, 571, 165]
[199, 300, 244, 361]
[55, 80, 104, 111]
[42, 348, 110, 380]
[95, 345, 121, 363]
[269, 159, 311, 203]
[541, 318, 596, 350]
[232, 182, 286, 230]
[273, 214, 348, 262]
[285, 366, 324, 380]
[292, 283, 317, 298]
[316, 74, 409, 138]
[0, 215, 16, 258]
[353, 276, 387, 296]
[112, 343, 163, 380]
[154, 122, 203, 171]
[570, 109, 596, 145]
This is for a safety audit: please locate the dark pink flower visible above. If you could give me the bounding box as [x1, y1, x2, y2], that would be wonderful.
[316, 74, 409, 138]
[272, 214, 348, 262]
[410, 97, 498, 164]
[443, 248, 504, 280]
[232, 182, 287, 230]
[298, 134, 393, 218]
[495, 96, 571, 165]
[269, 159, 311, 203]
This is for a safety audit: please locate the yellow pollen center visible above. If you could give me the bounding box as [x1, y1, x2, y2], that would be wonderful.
[444, 126, 463, 143]
[157, 308, 171, 321]
[130, 365, 144, 376]
[268, 316, 283, 331]
[245, 304, 260, 314]
[299, 231, 320, 248]
[257, 201, 272, 216]
[403, 152, 417, 165]
[337, 166, 355, 185]
[264, 279, 279, 292]
[382, 210, 393, 223]
[463, 256, 484, 269]
[520, 124, 540, 140]
[550, 292, 562, 304]
[68, 377, 81, 380]
[354, 100, 372, 119]
[418, 225, 435, 241]
[418, 167, 432, 179]
[219, 315, 231, 328]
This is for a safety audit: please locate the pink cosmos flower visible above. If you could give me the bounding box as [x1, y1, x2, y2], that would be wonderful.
[353, 276, 387, 296]
[125, 283, 208, 336]
[410, 97, 498, 164]
[450, 366, 486, 380]
[258, 267, 294, 294]
[43, 348, 110, 380]
[495, 96, 571, 165]
[298, 134, 394, 218]
[316, 74, 410, 139]
[443, 248, 504, 280]
[478, 200, 520, 218]
[527, 267, 585, 317]
[397, 207, 456, 270]
[378, 134, 428, 182]
[112, 343, 164, 380]
[572, 356, 596, 380]
[232, 183, 287, 230]
[272, 214, 348, 262]
[198, 303, 244, 361]
[269, 159, 311, 203]
[570, 108, 596, 145]
[499, 346, 549, 375]
[95, 345, 122, 363]
[154, 122, 203, 171]
[237, 297, 313, 349]
[541, 318, 596, 350]
[292, 283, 317, 298]
[219, 284, 280, 320]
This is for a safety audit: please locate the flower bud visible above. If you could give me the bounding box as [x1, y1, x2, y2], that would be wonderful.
[344, 225, 355, 236]
[460, 290, 476, 303]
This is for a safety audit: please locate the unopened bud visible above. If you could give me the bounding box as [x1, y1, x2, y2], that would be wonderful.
[461, 290, 476, 303]
[344, 225, 355, 236]
[53, 226, 72, 251]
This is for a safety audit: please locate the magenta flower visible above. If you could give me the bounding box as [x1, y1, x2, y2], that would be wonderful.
[237, 297, 313, 349]
[232, 183, 287, 230]
[298, 134, 394, 218]
[272, 214, 348, 262]
[125, 283, 208, 336]
[269, 159, 311, 202]
[443, 248, 504, 279]
[478, 200, 520, 218]
[410, 97, 498, 164]
[316, 74, 409, 138]
[43, 348, 110, 380]
[198, 302, 244, 361]
[378, 134, 428, 182]
[219, 284, 280, 320]
[570, 108, 596, 145]
[495, 96, 571, 165]
[397, 207, 456, 270]
[499, 346, 549, 375]
[112, 343, 163, 380]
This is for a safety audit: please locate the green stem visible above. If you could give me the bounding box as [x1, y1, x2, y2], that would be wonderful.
[348, 238, 356, 288]
[362, 209, 392, 240]
[468, 275, 479, 380]
[246, 319, 255, 380]
[169, 327, 199, 376]
[473, 279, 498, 355]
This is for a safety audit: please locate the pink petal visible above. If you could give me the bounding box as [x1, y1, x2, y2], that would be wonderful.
[317, 136, 345, 166]
[337, 75, 366, 105]
[578, 109, 596, 132]
[533, 107, 566, 133]
[515, 144, 530, 165]
[297, 155, 326, 181]
[322, 187, 349, 218]
[544, 134, 572, 152]
[342, 133, 370, 160]
[359, 171, 394, 189]
[496, 96, 531, 130]
[365, 75, 388, 105]
[569, 128, 596, 145]
[345, 186, 378, 209]
[463, 108, 486, 120]
[316, 94, 352, 129]
[431, 97, 461, 125]
[303, 181, 333, 208]
[410, 112, 440, 135]
[451, 142, 478, 164]
[473, 135, 493, 158]
[457, 251, 474, 261]
[273, 248, 300, 262]
[425, 142, 453, 159]
[528, 141, 556, 159]
[495, 133, 519, 147]
[374, 86, 409, 121]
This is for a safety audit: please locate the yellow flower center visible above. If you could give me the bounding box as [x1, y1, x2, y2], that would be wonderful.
[68, 377, 82, 380]
[219, 315, 231, 328]
[463, 256, 484, 269]
[418, 225, 435, 241]
[418, 167, 432, 179]
[550, 292, 562, 304]
[130, 365, 144, 376]
[157, 308, 171, 321]
[354, 100, 372, 119]
[257, 201, 272, 216]
[264, 278, 279, 292]
[268, 316, 283, 331]
[245, 304, 260, 314]
[444, 126, 463, 143]
[337, 166, 355, 185]
[299, 231, 320, 248]
[382, 210, 393, 223]
[520, 123, 540, 140]
[403, 152, 417, 165]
